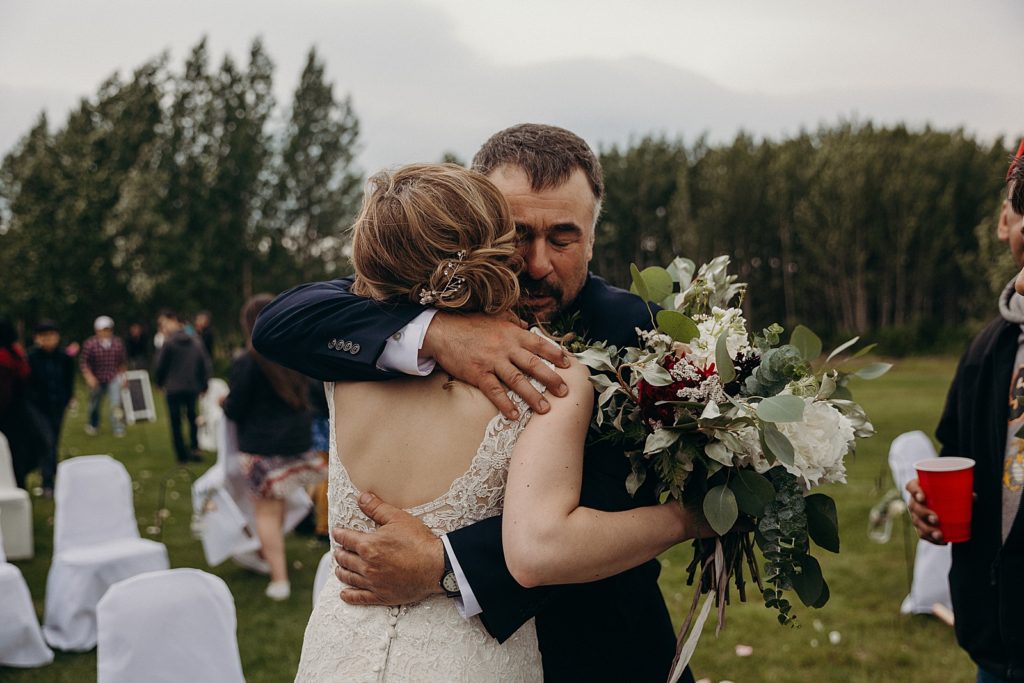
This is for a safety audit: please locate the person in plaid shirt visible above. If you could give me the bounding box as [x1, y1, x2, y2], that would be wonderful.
[79, 315, 126, 437]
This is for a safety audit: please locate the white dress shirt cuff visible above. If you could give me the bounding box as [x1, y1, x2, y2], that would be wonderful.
[441, 534, 482, 618]
[375, 309, 438, 375]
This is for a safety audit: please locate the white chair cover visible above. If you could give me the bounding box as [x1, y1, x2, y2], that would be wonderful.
[97, 568, 245, 683]
[313, 550, 334, 607]
[197, 378, 229, 453]
[192, 419, 311, 569]
[0, 431, 33, 560]
[888, 431, 953, 615]
[0, 510, 54, 668]
[42, 455, 169, 651]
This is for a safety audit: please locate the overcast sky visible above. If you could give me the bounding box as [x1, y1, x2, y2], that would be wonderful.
[1, 0, 1022, 170]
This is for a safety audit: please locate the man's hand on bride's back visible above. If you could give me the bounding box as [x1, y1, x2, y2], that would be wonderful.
[423, 312, 571, 419]
[333, 492, 444, 606]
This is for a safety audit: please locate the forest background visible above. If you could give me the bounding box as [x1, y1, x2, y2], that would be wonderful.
[1, 38, 1019, 355]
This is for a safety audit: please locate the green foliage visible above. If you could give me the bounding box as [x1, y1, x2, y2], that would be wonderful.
[0, 37, 362, 344]
[743, 345, 809, 396]
[728, 469, 776, 517]
[756, 395, 806, 423]
[805, 493, 841, 553]
[790, 325, 822, 363]
[703, 484, 739, 535]
[596, 128, 1015, 351]
[656, 309, 700, 342]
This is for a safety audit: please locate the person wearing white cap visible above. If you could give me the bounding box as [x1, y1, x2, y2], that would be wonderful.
[79, 315, 127, 437]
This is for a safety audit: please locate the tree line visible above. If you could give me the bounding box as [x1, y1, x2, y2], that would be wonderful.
[1, 38, 1018, 354]
[0, 38, 360, 348]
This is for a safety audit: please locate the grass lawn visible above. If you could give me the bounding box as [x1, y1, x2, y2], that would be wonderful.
[4, 357, 977, 682]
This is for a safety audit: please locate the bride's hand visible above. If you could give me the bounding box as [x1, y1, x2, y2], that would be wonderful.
[421, 312, 571, 419]
[333, 492, 445, 605]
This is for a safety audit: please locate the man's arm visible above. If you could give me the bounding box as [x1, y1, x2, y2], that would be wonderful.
[252, 277, 422, 381]
[332, 495, 555, 643]
[253, 276, 570, 416]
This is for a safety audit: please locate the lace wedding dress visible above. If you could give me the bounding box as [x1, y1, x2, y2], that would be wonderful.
[295, 382, 543, 682]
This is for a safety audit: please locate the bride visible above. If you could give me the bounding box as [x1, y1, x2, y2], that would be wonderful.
[295, 163, 699, 681]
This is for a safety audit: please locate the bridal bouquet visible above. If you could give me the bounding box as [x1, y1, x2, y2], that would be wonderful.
[574, 256, 888, 677]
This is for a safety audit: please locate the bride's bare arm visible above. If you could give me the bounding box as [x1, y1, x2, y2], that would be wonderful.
[502, 359, 701, 588]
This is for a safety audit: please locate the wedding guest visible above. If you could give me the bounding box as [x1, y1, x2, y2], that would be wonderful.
[193, 310, 215, 359]
[153, 309, 210, 464]
[0, 317, 43, 488]
[79, 315, 126, 437]
[26, 319, 75, 496]
[908, 140, 1024, 683]
[223, 294, 325, 601]
[125, 322, 150, 370]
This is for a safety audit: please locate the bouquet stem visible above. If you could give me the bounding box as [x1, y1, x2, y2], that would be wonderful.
[667, 532, 764, 683]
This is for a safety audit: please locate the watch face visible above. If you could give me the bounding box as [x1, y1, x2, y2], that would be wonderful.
[442, 571, 460, 594]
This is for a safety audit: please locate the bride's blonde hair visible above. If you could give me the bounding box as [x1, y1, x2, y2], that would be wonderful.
[351, 163, 521, 314]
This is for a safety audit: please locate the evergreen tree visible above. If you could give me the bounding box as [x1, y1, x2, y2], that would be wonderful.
[272, 47, 361, 283]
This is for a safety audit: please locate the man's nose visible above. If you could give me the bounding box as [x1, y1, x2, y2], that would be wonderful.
[525, 239, 554, 280]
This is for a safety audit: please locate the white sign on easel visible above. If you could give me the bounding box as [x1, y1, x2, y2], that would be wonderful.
[121, 370, 157, 424]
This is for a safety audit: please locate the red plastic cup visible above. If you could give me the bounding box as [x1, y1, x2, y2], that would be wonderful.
[914, 457, 975, 543]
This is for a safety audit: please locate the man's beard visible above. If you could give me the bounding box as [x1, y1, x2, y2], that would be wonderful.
[517, 277, 564, 323]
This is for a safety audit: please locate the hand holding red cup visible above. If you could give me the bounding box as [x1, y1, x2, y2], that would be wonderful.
[913, 457, 975, 543]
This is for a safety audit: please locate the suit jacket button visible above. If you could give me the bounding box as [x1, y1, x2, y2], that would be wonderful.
[351, 343, 360, 354]
[328, 339, 337, 349]
[392, 331, 402, 341]
[342, 341, 353, 351]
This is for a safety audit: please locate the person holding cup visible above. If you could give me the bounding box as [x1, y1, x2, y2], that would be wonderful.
[907, 144, 1024, 683]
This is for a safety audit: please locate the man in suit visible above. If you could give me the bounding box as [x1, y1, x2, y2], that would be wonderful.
[254, 123, 694, 682]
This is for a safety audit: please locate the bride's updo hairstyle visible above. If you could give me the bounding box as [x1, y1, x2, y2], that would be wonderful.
[350, 163, 522, 314]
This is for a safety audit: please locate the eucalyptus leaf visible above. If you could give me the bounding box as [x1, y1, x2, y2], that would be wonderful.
[812, 576, 831, 608]
[790, 325, 822, 362]
[826, 336, 860, 362]
[851, 343, 878, 360]
[638, 266, 674, 304]
[630, 263, 649, 302]
[656, 310, 700, 342]
[761, 423, 795, 466]
[644, 428, 681, 454]
[729, 469, 776, 517]
[805, 493, 840, 552]
[756, 395, 806, 423]
[791, 554, 824, 607]
[575, 347, 617, 373]
[703, 484, 739, 536]
[704, 441, 733, 466]
[715, 330, 736, 383]
[853, 362, 892, 380]
[639, 362, 674, 387]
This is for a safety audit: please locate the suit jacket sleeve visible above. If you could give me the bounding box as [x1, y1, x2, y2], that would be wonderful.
[251, 277, 425, 381]
[445, 516, 555, 643]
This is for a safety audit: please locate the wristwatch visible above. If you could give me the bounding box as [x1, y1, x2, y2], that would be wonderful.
[439, 546, 461, 598]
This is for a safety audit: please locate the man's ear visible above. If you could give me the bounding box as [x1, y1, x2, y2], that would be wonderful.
[998, 201, 1012, 242]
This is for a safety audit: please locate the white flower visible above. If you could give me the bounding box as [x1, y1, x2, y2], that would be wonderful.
[687, 306, 750, 370]
[775, 398, 856, 487]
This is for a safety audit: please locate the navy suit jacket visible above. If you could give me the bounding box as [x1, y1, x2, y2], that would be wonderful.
[253, 273, 690, 683]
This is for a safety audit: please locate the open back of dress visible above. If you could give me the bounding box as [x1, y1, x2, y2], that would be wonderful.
[295, 382, 544, 682]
